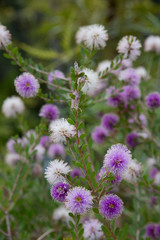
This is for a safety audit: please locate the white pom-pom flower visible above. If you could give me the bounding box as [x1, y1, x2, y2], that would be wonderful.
[49, 118, 76, 144]
[53, 206, 70, 222]
[97, 60, 111, 72]
[0, 23, 11, 48]
[81, 68, 99, 96]
[123, 159, 142, 183]
[76, 24, 108, 49]
[2, 96, 25, 118]
[144, 35, 160, 54]
[83, 219, 103, 240]
[117, 35, 141, 60]
[44, 159, 71, 185]
[135, 66, 150, 80]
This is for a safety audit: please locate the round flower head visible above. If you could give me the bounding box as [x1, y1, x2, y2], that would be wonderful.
[123, 159, 142, 183]
[65, 187, 93, 214]
[53, 206, 70, 222]
[51, 182, 70, 202]
[145, 92, 160, 109]
[97, 60, 111, 73]
[40, 135, 50, 148]
[91, 126, 108, 144]
[48, 144, 65, 158]
[0, 23, 11, 48]
[107, 87, 124, 107]
[44, 159, 71, 185]
[83, 219, 103, 240]
[49, 118, 76, 144]
[99, 167, 122, 185]
[117, 35, 141, 61]
[81, 68, 99, 96]
[76, 24, 108, 49]
[122, 85, 141, 104]
[39, 104, 59, 121]
[145, 223, 156, 239]
[99, 194, 123, 220]
[144, 35, 160, 54]
[135, 66, 149, 80]
[104, 144, 132, 175]
[70, 168, 83, 180]
[119, 68, 141, 85]
[126, 132, 139, 148]
[155, 224, 160, 238]
[2, 96, 25, 118]
[6, 139, 16, 153]
[14, 72, 40, 98]
[102, 113, 119, 131]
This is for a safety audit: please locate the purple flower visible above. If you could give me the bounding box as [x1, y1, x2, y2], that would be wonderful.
[70, 168, 83, 179]
[119, 68, 140, 85]
[83, 219, 103, 239]
[122, 85, 141, 103]
[6, 139, 16, 153]
[149, 196, 157, 208]
[99, 167, 122, 184]
[91, 126, 108, 144]
[107, 92, 124, 107]
[51, 182, 70, 202]
[104, 144, 132, 175]
[145, 223, 156, 239]
[126, 132, 139, 148]
[99, 194, 124, 220]
[139, 114, 147, 126]
[145, 92, 160, 109]
[48, 144, 65, 158]
[149, 167, 159, 179]
[14, 72, 40, 98]
[40, 136, 50, 148]
[102, 113, 119, 131]
[155, 224, 160, 238]
[39, 104, 59, 121]
[65, 187, 93, 214]
[48, 70, 65, 84]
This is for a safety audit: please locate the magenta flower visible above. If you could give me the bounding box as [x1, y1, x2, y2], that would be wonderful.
[51, 182, 70, 202]
[91, 126, 108, 144]
[65, 187, 93, 214]
[70, 168, 83, 179]
[99, 194, 123, 220]
[39, 104, 59, 121]
[48, 144, 65, 158]
[145, 223, 156, 239]
[40, 136, 50, 148]
[126, 132, 139, 148]
[145, 92, 160, 109]
[14, 72, 40, 98]
[102, 113, 119, 131]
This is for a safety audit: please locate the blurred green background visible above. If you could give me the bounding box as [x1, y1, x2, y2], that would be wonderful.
[0, 0, 160, 151]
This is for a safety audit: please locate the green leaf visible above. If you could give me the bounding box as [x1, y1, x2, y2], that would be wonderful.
[67, 118, 75, 125]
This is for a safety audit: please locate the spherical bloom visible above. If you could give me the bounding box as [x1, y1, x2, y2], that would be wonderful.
[91, 126, 108, 144]
[119, 68, 141, 85]
[48, 144, 65, 158]
[70, 168, 83, 179]
[2, 96, 25, 118]
[97, 60, 111, 72]
[32, 163, 43, 177]
[0, 23, 11, 48]
[83, 219, 103, 240]
[107, 87, 124, 107]
[81, 68, 99, 96]
[135, 66, 149, 80]
[6, 139, 16, 153]
[155, 224, 160, 238]
[65, 187, 93, 214]
[44, 159, 71, 185]
[117, 35, 141, 60]
[99, 194, 123, 220]
[122, 85, 141, 103]
[145, 92, 160, 109]
[102, 113, 119, 131]
[76, 24, 108, 49]
[34, 144, 45, 162]
[5, 153, 22, 166]
[121, 59, 132, 69]
[14, 72, 40, 98]
[126, 132, 139, 148]
[123, 159, 142, 183]
[145, 223, 156, 239]
[144, 35, 160, 54]
[39, 104, 59, 121]
[149, 167, 159, 180]
[40, 135, 50, 148]
[51, 182, 70, 202]
[49, 118, 76, 144]
[103, 144, 132, 175]
[99, 167, 122, 184]
[53, 206, 70, 222]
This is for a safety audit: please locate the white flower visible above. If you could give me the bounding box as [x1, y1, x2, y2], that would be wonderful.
[83, 219, 103, 240]
[2, 96, 25, 118]
[53, 206, 70, 222]
[123, 159, 142, 183]
[0, 23, 11, 48]
[76, 24, 108, 49]
[117, 35, 141, 60]
[97, 60, 111, 72]
[137, 132, 149, 139]
[144, 35, 160, 54]
[49, 118, 76, 144]
[81, 68, 99, 96]
[146, 158, 156, 168]
[154, 172, 160, 185]
[135, 67, 150, 80]
[34, 144, 45, 162]
[44, 159, 71, 185]
[5, 153, 22, 166]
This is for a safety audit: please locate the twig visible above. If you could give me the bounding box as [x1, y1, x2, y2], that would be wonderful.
[135, 183, 140, 240]
[105, 220, 117, 240]
[5, 211, 12, 240]
[37, 229, 54, 240]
